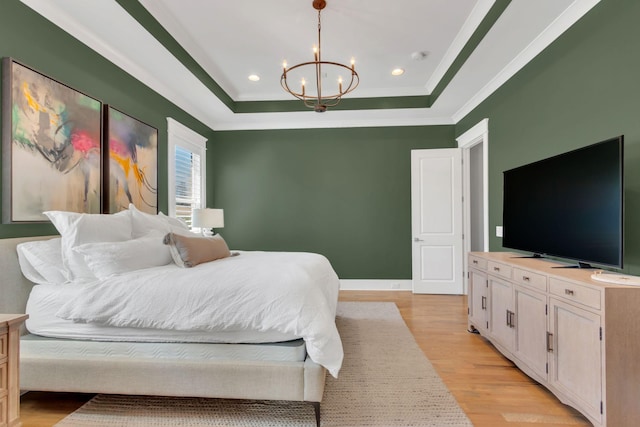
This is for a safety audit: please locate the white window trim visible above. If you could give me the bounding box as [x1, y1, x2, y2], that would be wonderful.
[167, 117, 207, 217]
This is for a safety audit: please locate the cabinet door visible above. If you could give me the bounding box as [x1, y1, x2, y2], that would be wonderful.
[514, 285, 547, 381]
[469, 269, 488, 333]
[549, 298, 602, 424]
[489, 277, 514, 351]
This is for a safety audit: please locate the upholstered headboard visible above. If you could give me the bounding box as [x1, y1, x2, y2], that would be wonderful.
[0, 236, 56, 315]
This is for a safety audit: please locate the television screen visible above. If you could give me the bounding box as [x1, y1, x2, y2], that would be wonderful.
[502, 136, 624, 268]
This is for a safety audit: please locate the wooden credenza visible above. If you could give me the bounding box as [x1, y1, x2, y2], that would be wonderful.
[468, 252, 640, 427]
[0, 314, 27, 427]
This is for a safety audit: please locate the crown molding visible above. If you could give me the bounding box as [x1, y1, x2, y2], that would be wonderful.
[452, 0, 602, 123]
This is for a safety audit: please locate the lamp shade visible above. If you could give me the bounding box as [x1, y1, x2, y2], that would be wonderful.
[192, 208, 224, 228]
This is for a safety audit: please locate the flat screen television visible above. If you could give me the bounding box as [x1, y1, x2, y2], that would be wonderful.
[502, 135, 624, 268]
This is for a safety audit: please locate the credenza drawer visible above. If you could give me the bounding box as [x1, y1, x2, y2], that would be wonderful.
[550, 278, 601, 310]
[469, 255, 487, 271]
[513, 268, 547, 292]
[488, 261, 512, 279]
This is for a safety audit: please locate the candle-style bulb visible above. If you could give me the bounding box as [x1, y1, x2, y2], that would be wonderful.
[351, 58, 355, 71]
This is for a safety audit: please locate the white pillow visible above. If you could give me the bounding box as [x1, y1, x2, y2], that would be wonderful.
[44, 210, 133, 281]
[74, 230, 172, 279]
[159, 212, 189, 231]
[129, 203, 188, 238]
[16, 238, 69, 285]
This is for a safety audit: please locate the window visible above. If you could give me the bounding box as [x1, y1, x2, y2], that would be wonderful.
[167, 118, 207, 228]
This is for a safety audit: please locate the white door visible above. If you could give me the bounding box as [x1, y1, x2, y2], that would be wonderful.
[411, 149, 463, 294]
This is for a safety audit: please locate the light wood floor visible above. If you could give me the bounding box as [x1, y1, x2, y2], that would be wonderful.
[19, 291, 591, 427]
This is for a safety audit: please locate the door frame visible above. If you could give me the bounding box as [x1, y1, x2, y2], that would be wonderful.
[457, 118, 489, 294]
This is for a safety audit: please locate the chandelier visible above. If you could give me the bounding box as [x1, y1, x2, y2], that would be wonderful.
[280, 0, 359, 113]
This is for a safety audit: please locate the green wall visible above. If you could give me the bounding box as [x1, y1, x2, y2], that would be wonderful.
[0, 0, 455, 280]
[0, 0, 214, 238]
[9, 0, 633, 279]
[209, 126, 455, 279]
[456, 0, 640, 274]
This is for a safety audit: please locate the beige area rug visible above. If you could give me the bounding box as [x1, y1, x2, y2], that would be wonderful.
[55, 302, 473, 426]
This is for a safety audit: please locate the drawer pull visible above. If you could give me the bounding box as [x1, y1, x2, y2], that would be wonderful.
[472, 260, 478, 265]
[547, 332, 554, 352]
[494, 267, 501, 272]
[564, 289, 575, 296]
[522, 276, 530, 281]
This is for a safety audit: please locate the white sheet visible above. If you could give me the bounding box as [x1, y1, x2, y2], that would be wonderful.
[54, 251, 343, 377]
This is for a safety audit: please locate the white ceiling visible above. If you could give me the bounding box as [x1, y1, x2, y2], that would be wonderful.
[20, 0, 600, 131]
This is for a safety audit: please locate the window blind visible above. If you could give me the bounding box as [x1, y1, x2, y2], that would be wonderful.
[174, 145, 202, 228]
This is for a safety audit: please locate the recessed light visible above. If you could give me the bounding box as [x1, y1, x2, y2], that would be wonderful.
[248, 74, 260, 82]
[391, 68, 405, 76]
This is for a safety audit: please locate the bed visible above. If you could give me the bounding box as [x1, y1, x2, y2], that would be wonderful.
[0, 208, 342, 426]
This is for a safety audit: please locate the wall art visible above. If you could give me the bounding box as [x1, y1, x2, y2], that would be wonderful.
[2, 58, 102, 223]
[103, 105, 158, 214]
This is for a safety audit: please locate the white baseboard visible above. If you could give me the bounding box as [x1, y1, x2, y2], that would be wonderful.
[339, 279, 412, 291]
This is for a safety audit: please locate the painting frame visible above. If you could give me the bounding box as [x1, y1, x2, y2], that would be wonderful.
[2, 57, 104, 223]
[103, 105, 158, 214]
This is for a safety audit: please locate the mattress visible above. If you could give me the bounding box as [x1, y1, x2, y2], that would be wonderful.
[21, 334, 307, 363]
[26, 283, 299, 344]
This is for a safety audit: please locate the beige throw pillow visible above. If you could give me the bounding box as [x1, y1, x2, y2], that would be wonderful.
[163, 232, 231, 268]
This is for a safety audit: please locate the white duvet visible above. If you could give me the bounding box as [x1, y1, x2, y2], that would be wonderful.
[55, 251, 343, 377]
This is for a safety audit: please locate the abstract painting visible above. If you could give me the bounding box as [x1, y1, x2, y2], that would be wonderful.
[104, 106, 157, 214]
[2, 58, 102, 223]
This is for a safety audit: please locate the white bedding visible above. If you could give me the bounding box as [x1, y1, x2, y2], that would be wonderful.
[26, 284, 299, 343]
[49, 251, 343, 377]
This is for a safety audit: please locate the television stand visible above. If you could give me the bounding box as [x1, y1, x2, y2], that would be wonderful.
[468, 251, 640, 427]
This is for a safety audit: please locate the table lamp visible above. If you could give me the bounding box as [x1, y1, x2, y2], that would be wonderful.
[191, 208, 224, 236]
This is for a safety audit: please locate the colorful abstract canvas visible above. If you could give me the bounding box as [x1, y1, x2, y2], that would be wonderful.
[104, 106, 157, 214]
[2, 58, 102, 223]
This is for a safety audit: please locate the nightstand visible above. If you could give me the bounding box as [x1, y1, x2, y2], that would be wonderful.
[0, 314, 28, 427]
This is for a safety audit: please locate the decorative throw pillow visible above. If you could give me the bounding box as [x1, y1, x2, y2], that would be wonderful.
[44, 210, 133, 281]
[74, 230, 173, 279]
[163, 232, 231, 268]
